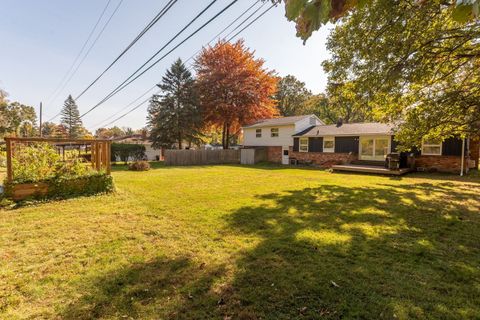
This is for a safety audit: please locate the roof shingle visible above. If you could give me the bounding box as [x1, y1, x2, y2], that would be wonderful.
[243, 115, 314, 128]
[293, 122, 395, 137]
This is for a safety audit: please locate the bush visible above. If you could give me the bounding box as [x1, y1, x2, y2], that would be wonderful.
[129, 161, 150, 171]
[111, 143, 146, 162]
[12, 143, 61, 183]
[4, 172, 115, 202]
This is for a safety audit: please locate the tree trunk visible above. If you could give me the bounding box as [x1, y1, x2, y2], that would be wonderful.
[178, 134, 182, 150]
[225, 124, 230, 149]
[221, 122, 227, 149]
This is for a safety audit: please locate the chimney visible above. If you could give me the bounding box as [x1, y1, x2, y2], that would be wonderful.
[336, 118, 343, 127]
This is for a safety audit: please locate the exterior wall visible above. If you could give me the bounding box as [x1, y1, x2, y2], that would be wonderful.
[290, 148, 358, 167]
[145, 145, 161, 161]
[415, 155, 466, 173]
[243, 125, 295, 147]
[294, 115, 323, 132]
[470, 138, 479, 168]
[266, 146, 282, 163]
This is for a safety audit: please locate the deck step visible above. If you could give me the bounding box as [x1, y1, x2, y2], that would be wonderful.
[350, 160, 385, 167]
[332, 164, 412, 176]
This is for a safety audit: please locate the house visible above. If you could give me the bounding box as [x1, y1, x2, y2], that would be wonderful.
[243, 116, 479, 173]
[242, 114, 324, 164]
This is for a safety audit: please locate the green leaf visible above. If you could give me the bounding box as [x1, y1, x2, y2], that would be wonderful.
[285, 0, 308, 20]
[452, 4, 472, 23]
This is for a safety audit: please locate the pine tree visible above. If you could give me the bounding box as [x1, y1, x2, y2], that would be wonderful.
[60, 95, 84, 138]
[147, 59, 202, 149]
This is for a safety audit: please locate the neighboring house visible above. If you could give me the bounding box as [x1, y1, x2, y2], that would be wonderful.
[243, 116, 479, 173]
[242, 115, 324, 164]
[113, 135, 162, 161]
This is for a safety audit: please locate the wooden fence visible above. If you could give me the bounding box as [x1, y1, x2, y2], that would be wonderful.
[164, 149, 240, 166]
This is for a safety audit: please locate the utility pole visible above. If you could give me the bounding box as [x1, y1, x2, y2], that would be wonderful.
[39, 102, 43, 137]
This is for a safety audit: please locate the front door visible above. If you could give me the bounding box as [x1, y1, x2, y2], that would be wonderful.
[282, 146, 289, 165]
[359, 136, 390, 161]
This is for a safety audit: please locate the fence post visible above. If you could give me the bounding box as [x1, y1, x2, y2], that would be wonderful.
[5, 138, 13, 183]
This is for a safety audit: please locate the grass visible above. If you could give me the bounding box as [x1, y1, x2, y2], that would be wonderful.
[1, 163, 479, 319]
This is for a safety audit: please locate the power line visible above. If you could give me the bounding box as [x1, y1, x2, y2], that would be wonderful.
[91, 85, 157, 129]
[74, 0, 178, 101]
[184, 0, 261, 64]
[80, 0, 237, 118]
[99, 96, 153, 129]
[227, 2, 276, 42]
[223, 0, 268, 41]
[46, 0, 113, 105]
[91, 1, 259, 130]
[45, 0, 125, 123]
[55, 0, 125, 102]
[94, 0, 273, 129]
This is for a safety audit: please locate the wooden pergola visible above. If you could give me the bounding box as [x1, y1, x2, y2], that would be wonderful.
[4, 137, 112, 183]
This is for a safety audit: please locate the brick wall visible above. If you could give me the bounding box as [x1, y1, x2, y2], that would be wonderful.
[415, 155, 465, 173]
[290, 149, 357, 167]
[266, 146, 282, 163]
[470, 138, 479, 168]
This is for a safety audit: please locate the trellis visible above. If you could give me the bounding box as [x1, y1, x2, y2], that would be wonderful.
[4, 137, 112, 183]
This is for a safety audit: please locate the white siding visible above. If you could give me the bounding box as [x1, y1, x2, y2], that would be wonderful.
[243, 125, 295, 146]
[294, 115, 323, 132]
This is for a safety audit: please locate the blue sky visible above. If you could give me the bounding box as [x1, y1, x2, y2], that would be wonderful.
[0, 0, 332, 131]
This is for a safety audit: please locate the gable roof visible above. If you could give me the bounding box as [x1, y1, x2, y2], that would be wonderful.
[243, 115, 317, 129]
[293, 122, 395, 137]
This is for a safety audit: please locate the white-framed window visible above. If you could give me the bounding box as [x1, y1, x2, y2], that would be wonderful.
[299, 137, 308, 152]
[323, 137, 335, 153]
[255, 129, 262, 138]
[422, 139, 442, 156]
[271, 128, 279, 137]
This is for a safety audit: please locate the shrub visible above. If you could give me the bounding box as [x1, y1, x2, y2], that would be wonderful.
[129, 161, 150, 171]
[0, 150, 6, 167]
[12, 143, 61, 183]
[4, 172, 115, 202]
[111, 143, 146, 162]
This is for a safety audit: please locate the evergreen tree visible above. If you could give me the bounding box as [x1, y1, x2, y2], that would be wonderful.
[147, 59, 202, 149]
[60, 95, 84, 138]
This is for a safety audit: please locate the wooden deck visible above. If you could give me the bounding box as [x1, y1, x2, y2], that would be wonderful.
[332, 164, 412, 176]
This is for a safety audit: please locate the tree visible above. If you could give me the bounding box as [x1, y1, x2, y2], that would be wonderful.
[0, 97, 37, 137]
[195, 40, 278, 149]
[147, 58, 202, 149]
[274, 75, 312, 116]
[60, 95, 84, 138]
[322, 0, 480, 146]
[95, 126, 125, 139]
[41, 122, 59, 137]
[275, 0, 479, 42]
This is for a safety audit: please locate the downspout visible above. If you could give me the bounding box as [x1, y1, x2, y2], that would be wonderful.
[460, 138, 465, 176]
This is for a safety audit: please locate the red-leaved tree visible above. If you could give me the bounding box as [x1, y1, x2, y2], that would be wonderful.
[195, 40, 278, 149]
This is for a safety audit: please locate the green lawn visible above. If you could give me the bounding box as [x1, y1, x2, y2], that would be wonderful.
[1, 163, 479, 319]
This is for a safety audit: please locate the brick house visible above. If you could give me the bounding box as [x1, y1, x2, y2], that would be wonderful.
[243, 117, 479, 174]
[242, 115, 323, 164]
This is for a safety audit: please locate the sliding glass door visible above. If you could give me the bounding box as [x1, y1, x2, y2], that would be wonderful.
[359, 136, 390, 161]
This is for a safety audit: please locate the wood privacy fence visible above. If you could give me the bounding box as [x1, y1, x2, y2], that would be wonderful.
[164, 149, 240, 166]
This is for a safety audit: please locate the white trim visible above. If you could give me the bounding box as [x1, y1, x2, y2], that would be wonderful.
[299, 137, 308, 152]
[359, 136, 391, 161]
[323, 136, 335, 153]
[271, 128, 279, 138]
[421, 140, 442, 156]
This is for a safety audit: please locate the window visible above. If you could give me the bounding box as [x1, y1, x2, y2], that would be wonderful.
[323, 137, 335, 153]
[422, 139, 442, 155]
[271, 128, 279, 137]
[255, 129, 262, 138]
[299, 137, 308, 152]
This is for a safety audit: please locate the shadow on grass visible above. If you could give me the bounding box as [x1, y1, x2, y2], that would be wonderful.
[61, 182, 480, 319]
[61, 256, 227, 319]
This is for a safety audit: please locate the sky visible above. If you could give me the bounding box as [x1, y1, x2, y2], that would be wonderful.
[0, 0, 333, 131]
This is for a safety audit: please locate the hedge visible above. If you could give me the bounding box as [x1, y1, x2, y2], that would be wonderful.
[111, 143, 146, 162]
[4, 172, 115, 202]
